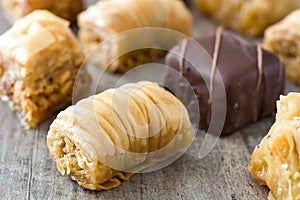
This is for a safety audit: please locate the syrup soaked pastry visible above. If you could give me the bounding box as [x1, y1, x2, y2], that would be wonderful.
[195, 0, 298, 36]
[1, 0, 84, 23]
[78, 0, 192, 73]
[249, 93, 300, 200]
[264, 9, 300, 86]
[0, 10, 90, 128]
[165, 27, 285, 136]
[47, 81, 194, 190]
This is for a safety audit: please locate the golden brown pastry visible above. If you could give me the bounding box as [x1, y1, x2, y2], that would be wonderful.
[264, 10, 300, 86]
[47, 81, 194, 190]
[0, 10, 90, 128]
[195, 0, 298, 36]
[248, 93, 300, 200]
[78, 0, 192, 72]
[1, 0, 84, 23]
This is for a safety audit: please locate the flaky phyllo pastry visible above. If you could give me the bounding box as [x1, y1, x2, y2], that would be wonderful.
[0, 10, 90, 128]
[47, 81, 194, 190]
[194, 0, 298, 36]
[78, 0, 192, 72]
[248, 93, 300, 200]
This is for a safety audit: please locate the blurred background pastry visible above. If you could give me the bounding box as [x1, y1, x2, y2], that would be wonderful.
[194, 0, 298, 36]
[78, 0, 192, 72]
[264, 9, 300, 86]
[0, 0, 84, 23]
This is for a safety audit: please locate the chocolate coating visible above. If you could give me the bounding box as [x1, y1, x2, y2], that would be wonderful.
[164, 28, 285, 136]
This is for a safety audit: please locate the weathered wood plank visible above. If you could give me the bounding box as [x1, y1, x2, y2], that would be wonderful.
[0, 101, 37, 199]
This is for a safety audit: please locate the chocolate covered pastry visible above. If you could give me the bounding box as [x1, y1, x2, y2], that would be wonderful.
[0, 10, 90, 128]
[194, 0, 298, 36]
[165, 28, 285, 136]
[1, 0, 84, 23]
[47, 81, 194, 190]
[78, 0, 192, 73]
[264, 10, 300, 86]
[248, 93, 300, 200]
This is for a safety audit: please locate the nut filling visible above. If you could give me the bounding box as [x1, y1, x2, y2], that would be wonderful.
[49, 129, 132, 190]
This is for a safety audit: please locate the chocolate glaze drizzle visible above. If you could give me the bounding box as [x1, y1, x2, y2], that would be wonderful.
[253, 44, 264, 121]
[256, 44, 263, 92]
[209, 26, 223, 104]
[179, 39, 188, 78]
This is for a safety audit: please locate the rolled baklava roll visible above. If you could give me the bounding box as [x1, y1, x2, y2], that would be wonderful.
[1, 0, 84, 23]
[0, 10, 90, 128]
[78, 0, 192, 72]
[195, 0, 298, 36]
[47, 81, 194, 190]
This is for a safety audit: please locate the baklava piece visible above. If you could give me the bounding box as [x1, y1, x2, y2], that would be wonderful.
[264, 9, 300, 86]
[78, 0, 192, 72]
[249, 93, 300, 200]
[1, 0, 84, 23]
[47, 81, 194, 190]
[0, 10, 89, 128]
[195, 0, 298, 36]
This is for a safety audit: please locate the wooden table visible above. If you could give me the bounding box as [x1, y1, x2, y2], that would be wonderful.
[1, 1, 300, 199]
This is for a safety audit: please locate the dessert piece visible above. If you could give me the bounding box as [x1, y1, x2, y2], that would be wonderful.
[1, 0, 84, 23]
[264, 10, 300, 86]
[248, 93, 300, 200]
[0, 10, 90, 128]
[78, 0, 192, 73]
[47, 81, 194, 190]
[165, 27, 285, 136]
[194, 0, 298, 36]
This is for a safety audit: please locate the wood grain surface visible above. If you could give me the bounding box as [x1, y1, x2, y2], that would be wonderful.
[1, 1, 300, 199]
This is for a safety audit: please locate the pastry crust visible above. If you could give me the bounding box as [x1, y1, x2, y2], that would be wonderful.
[78, 0, 192, 72]
[47, 81, 194, 190]
[1, 0, 84, 23]
[264, 10, 300, 86]
[195, 0, 298, 36]
[248, 93, 300, 200]
[0, 10, 90, 128]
